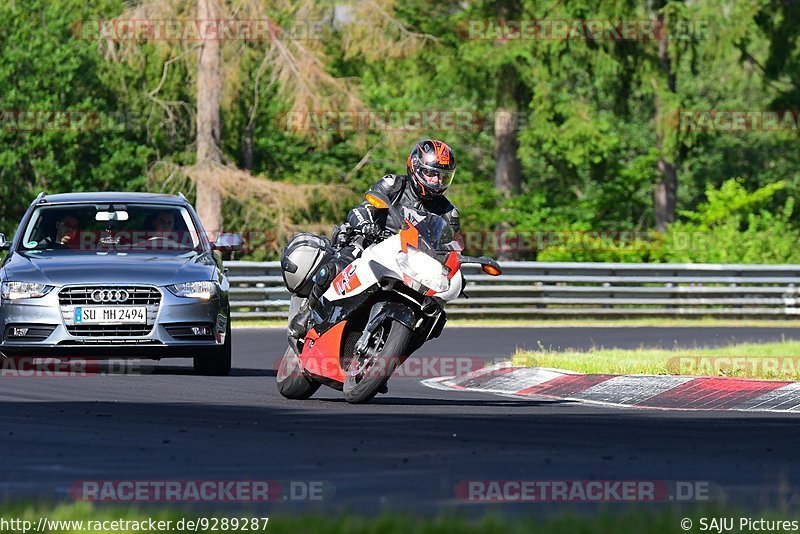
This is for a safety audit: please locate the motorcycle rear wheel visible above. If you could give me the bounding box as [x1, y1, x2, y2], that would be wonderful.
[343, 320, 411, 404]
[276, 346, 321, 400]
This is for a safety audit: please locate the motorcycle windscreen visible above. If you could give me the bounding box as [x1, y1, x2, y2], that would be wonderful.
[412, 214, 461, 252]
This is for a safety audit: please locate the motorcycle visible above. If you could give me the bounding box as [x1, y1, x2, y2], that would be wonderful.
[276, 191, 502, 404]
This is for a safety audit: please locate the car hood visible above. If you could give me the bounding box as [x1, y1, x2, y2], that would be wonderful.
[2, 251, 218, 286]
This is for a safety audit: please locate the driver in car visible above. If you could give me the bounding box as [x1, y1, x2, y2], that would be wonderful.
[54, 214, 81, 248]
[289, 139, 461, 339]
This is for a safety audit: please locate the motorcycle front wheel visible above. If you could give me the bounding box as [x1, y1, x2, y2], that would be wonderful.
[343, 320, 411, 404]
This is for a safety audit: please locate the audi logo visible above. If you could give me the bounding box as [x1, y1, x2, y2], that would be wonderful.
[91, 289, 130, 303]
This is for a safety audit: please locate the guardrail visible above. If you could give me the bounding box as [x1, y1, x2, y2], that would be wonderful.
[225, 261, 800, 319]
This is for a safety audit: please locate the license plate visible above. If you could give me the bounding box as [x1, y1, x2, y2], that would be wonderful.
[74, 306, 147, 324]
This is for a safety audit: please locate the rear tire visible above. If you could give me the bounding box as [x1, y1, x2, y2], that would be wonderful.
[193, 322, 232, 376]
[343, 321, 411, 404]
[276, 346, 320, 400]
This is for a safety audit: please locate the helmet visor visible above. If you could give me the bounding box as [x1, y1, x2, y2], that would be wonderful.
[418, 164, 455, 195]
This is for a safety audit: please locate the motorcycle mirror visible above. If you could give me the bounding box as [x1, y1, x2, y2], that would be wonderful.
[480, 257, 502, 276]
[482, 264, 502, 276]
[366, 192, 408, 230]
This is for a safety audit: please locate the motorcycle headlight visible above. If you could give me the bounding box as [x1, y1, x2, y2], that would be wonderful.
[167, 281, 218, 299]
[1, 281, 53, 300]
[396, 247, 449, 293]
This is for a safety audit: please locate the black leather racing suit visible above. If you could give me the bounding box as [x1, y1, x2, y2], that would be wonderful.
[346, 173, 460, 237]
[288, 174, 460, 338]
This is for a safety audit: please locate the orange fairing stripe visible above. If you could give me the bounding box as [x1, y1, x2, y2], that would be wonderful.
[299, 321, 347, 383]
[445, 251, 460, 279]
[400, 221, 419, 252]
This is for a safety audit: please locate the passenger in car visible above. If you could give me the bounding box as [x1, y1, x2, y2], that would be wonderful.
[151, 211, 175, 235]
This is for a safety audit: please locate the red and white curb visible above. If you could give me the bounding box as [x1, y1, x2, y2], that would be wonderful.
[422, 363, 800, 412]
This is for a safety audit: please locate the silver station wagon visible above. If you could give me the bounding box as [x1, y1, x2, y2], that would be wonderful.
[0, 192, 243, 375]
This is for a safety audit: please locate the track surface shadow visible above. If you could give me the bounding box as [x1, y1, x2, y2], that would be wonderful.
[1, 400, 799, 513]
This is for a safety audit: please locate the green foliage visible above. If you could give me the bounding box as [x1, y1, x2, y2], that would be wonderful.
[655, 179, 800, 264]
[0, 0, 153, 234]
[2, 0, 800, 263]
[680, 178, 787, 226]
[654, 180, 800, 263]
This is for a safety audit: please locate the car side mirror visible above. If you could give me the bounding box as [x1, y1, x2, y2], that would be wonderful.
[212, 233, 244, 252]
[0, 233, 9, 251]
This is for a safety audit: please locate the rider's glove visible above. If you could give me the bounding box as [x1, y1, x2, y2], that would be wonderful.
[332, 223, 353, 248]
[358, 222, 382, 239]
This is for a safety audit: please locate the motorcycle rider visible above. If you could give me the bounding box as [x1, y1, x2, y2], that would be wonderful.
[288, 139, 461, 340]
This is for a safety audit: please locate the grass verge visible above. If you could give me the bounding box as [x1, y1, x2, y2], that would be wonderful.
[1, 503, 797, 534]
[513, 340, 800, 380]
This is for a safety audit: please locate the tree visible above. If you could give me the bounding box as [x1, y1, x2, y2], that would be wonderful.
[0, 0, 153, 234]
[493, 0, 524, 196]
[195, 0, 223, 236]
[93, 0, 433, 236]
[652, 0, 678, 232]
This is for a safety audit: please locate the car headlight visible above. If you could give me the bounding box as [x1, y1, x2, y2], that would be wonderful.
[167, 281, 218, 299]
[396, 248, 449, 293]
[1, 281, 53, 300]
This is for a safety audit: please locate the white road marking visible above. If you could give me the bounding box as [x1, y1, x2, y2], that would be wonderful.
[739, 382, 800, 412]
[572, 375, 693, 405]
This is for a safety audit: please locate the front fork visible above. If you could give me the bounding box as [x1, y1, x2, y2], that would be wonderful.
[287, 294, 307, 354]
[354, 301, 416, 356]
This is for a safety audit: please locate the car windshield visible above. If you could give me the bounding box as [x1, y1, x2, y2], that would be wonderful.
[18, 204, 202, 254]
[413, 214, 460, 252]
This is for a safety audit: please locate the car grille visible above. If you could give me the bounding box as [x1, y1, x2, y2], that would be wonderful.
[66, 325, 154, 337]
[58, 286, 161, 306]
[59, 285, 161, 338]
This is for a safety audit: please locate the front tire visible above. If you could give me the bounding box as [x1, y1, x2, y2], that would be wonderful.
[343, 321, 411, 404]
[193, 322, 232, 376]
[276, 346, 320, 399]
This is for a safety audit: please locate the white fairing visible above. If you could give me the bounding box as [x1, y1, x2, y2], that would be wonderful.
[321, 234, 461, 303]
[321, 256, 379, 302]
[434, 269, 462, 302]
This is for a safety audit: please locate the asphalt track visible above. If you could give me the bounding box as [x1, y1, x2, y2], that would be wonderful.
[1, 326, 800, 515]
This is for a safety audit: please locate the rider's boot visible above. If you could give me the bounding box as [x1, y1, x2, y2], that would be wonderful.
[288, 298, 314, 339]
[288, 263, 334, 340]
